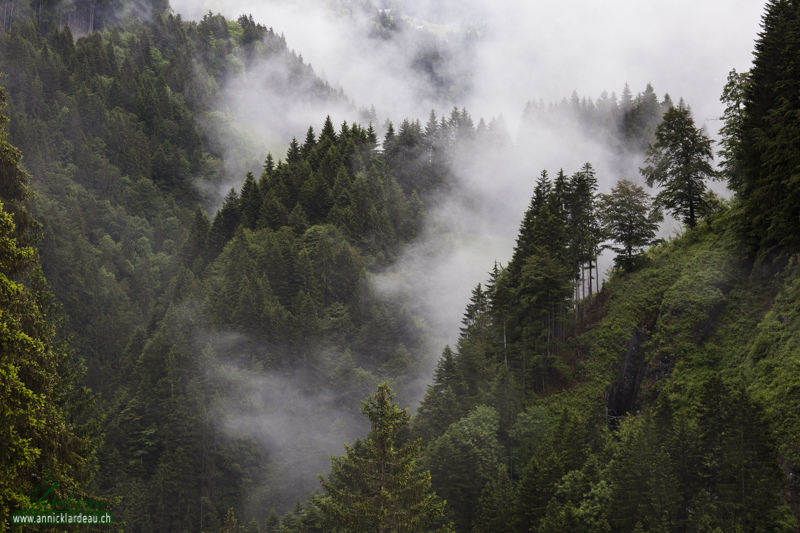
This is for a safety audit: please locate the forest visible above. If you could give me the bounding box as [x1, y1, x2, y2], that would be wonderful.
[0, 0, 799, 532]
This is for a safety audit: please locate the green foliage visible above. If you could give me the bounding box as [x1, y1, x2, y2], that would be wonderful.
[414, 203, 800, 532]
[738, 0, 800, 255]
[319, 383, 448, 533]
[422, 406, 502, 532]
[718, 69, 749, 194]
[4, 4, 800, 533]
[640, 104, 717, 228]
[472, 468, 513, 533]
[598, 179, 663, 270]
[0, 85, 103, 530]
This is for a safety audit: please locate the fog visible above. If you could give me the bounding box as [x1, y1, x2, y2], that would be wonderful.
[171, 0, 765, 509]
[174, 0, 761, 133]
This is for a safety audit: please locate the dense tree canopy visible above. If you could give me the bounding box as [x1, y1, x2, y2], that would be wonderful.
[1, 1, 799, 533]
[0, 83, 102, 531]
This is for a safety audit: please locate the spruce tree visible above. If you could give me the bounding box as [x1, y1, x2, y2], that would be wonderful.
[302, 126, 316, 158]
[640, 103, 717, 228]
[320, 115, 337, 143]
[319, 383, 449, 533]
[239, 171, 261, 230]
[265, 508, 281, 533]
[286, 137, 301, 165]
[739, 0, 800, 253]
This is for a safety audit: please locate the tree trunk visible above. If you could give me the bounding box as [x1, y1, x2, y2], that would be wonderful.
[596, 254, 600, 294]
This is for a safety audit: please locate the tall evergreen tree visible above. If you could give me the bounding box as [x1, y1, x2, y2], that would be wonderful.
[239, 171, 261, 230]
[640, 104, 717, 228]
[319, 383, 449, 533]
[718, 69, 749, 194]
[739, 0, 800, 253]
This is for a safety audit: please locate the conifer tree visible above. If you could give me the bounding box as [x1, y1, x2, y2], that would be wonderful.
[239, 171, 261, 230]
[182, 207, 210, 272]
[598, 179, 662, 270]
[0, 86, 102, 529]
[265, 508, 281, 533]
[739, 0, 800, 252]
[207, 187, 242, 259]
[367, 123, 379, 150]
[472, 468, 513, 533]
[415, 346, 462, 442]
[568, 163, 601, 312]
[320, 115, 337, 143]
[319, 383, 449, 533]
[718, 69, 749, 194]
[286, 137, 301, 165]
[302, 126, 316, 158]
[640, 103, 717, 228]
[263, 152, 275, 177]
[383, 121, 395, 151]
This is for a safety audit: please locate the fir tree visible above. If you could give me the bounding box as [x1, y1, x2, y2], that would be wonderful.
[640, 103, 717, 228]
[319, 383, 449, 533]
[301, 126, 316, 158]
[320, 115, 337, 143]
[286, 137, 301, 165]
[239, 171, 261, 230]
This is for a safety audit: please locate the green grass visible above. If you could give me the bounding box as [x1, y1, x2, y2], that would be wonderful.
[549, 207, 800, 470]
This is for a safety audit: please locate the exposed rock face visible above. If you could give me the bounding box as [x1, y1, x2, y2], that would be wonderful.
[605, 327, 648, 422]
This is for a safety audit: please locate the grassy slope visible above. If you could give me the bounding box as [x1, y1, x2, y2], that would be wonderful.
[554, 205, 800, 510]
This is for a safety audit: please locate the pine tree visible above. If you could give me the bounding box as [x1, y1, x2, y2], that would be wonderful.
[318, 383, 448, 533]
[640, 104, 717, 228]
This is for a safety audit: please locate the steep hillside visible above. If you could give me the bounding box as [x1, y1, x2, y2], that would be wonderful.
[402, 206, 799, 533]
[3, 1, 797, 532]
